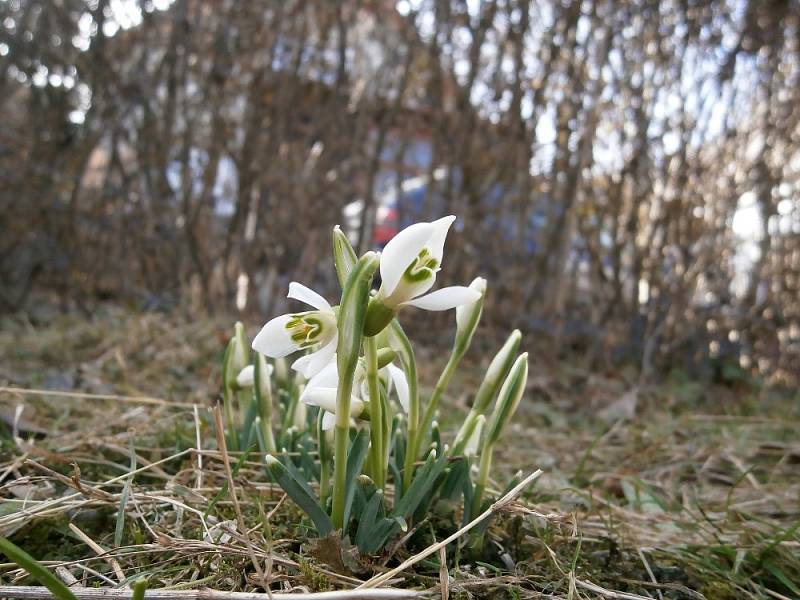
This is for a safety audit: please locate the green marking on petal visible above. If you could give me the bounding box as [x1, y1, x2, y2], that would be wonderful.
[283, 311, 336, 350]
[402, 248, 439, 284]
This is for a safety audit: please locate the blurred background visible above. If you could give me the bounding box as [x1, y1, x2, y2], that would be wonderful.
[1, 0, 798, 385]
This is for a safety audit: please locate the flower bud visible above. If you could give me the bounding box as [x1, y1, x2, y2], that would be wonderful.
[464, 414, 485, 457]
[474, 329, 522, 414]
[223, 322, 251, 396]
[454, 277, 486, 353]
[484, 353, 528, 446]
[273, 356, 290, 386]
[333, 225, 358, 289]
[254, 354, 274, 403]
[231, 322, 250, 373]
[236, 365, 254, 388]
[292, 398, 308, 430]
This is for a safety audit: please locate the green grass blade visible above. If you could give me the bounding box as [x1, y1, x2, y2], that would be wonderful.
[0, 537, 79, 600]
[114, 439, 137, 548]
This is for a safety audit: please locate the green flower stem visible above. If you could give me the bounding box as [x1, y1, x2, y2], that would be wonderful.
[317, 411, 331, 506]
[257, 402, 276, 454]
[331, 385, 353, 530]
[408, 346, 462, 469]
[419, 351, 460, 450]
[451, 411, 479, 456]
[472, 442, 493, 516]
[390, 321, 420, 492]
[331, 252, 378, 531]
[365, 335, 385, 490]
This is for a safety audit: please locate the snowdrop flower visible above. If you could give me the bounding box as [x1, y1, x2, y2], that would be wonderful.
[301, 357, 409, 430]
[235, 363, 274, 389]
[364, 215, 481, 335]
[252, 282, 338, 379]
[236, 365, 255, 388]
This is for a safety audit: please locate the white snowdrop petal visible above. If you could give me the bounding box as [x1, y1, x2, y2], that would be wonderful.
[386, 363, 410, 413]
[252, 314, 298, 358]
[291, 334, 337, 379]
[236, 365, 255, 388]
[301, 387, 339, 413]
[321, 411, 336, 431]
[379, 221, 435, 298]
[288, 282, 331, 311]
[400, 286, 481, 311]
[425, 215, 456, 263]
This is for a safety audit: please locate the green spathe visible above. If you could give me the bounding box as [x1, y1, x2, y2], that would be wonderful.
[331, 250, 379, 530]
[485, 352, 529, 445]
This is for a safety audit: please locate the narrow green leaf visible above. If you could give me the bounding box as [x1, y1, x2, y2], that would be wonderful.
[764, 560, 800, 596]
[0, 537, 79, 600]
[114, 439, 137, 548]
[355, 491, 384, 552]
[393, 449, 449, 519]
[266, 456, 334, 536]
[281, 452, 317, 500]
[342, 428, 371, 529]
[360, 516, 406, 554]
[440, 458, 470, 501]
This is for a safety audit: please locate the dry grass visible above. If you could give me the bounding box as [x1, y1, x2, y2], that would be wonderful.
[1, 308, 798, 599]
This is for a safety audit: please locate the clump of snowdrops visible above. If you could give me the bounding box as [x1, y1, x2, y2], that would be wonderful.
[221, 216, 528, 555]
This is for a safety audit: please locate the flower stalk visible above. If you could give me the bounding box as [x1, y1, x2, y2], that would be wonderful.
[331, 251, 379, 530]
[415, 277, 486, 461]
[365, 334, 385, 490]
[472, 352, 528, 514]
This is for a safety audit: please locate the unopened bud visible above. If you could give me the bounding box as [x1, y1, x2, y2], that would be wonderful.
[485, 353, 528, 446]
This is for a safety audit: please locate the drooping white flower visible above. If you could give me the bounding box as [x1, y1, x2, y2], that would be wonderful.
[236, 365, 255, 388]
[235, 362, 274, 389]
[252, 282, 338, 379]
[364, 216, 481, 335]
[377, 215, 480, 311]
[300, 356, 410, 430]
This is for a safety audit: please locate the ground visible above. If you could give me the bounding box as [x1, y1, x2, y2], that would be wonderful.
[0, 308, 798, 599]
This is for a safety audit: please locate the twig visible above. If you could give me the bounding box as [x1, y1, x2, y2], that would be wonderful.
[574, 578, 654, 600]
[0, 587, 424, 600]
[437, 547, 448, 600]
[212, 403, 266, 589]
[0, 387, 185, 407]
[67, 523, 126, 584]
[54, 567, 78, 587]
[635, 548, 662, 600]
[358, 469, 543, 589]
[0, 451, 194, 530]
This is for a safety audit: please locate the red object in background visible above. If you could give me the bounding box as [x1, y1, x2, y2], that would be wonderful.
[373, 206, 398, 246]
